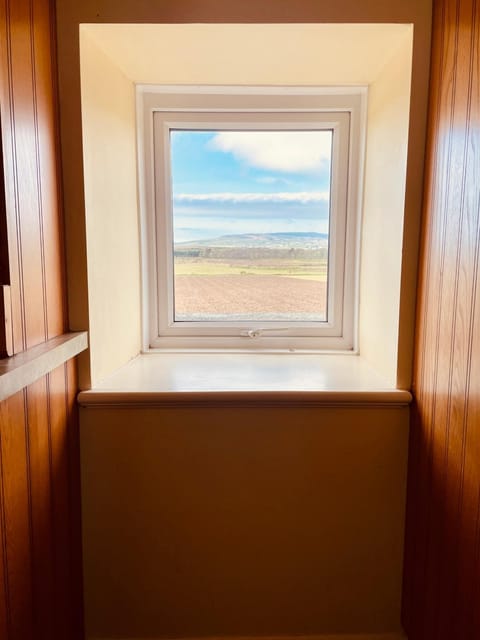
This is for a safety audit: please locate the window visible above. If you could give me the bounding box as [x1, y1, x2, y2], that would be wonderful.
[139, 87, 366, 351]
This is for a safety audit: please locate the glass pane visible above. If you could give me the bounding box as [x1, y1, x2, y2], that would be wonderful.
[170, 129, 332, 322]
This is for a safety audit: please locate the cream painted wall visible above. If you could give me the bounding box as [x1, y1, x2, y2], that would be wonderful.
[80, 32, 141, 385]
[359, 32, 413, 385]
[80, 403, 409, 639]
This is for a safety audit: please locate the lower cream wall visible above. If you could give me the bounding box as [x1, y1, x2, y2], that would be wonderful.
[80, 404, 409, 639]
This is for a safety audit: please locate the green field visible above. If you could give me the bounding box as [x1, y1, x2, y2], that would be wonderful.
[174, 258, 328, 281]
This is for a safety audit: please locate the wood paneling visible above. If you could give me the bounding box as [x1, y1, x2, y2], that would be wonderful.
[0, 0, 66, 356]
[0, 116, 9, 286]
[0, 0, 83, 638]
[0, 362, 82, 640]
[402, 0, 480, 637]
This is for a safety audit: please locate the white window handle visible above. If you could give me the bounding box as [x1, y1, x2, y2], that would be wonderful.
[240, 327, 290, 338]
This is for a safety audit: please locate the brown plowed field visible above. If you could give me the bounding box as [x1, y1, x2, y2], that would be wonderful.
[174, 274, 327, 315]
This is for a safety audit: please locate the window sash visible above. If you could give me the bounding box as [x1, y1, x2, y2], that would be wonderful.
[139, 88, 364, 351]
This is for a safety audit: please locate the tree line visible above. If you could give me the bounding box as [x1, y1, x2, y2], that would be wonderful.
[174, 246, 328, 260]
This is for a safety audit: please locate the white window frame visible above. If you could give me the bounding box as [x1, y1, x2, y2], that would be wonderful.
[137, 86, 366, 352]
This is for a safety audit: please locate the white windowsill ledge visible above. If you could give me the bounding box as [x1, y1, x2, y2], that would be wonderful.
[77, 353, 411, 408]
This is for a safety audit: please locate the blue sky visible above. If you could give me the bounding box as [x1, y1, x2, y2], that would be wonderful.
[170, 130, 332, 243]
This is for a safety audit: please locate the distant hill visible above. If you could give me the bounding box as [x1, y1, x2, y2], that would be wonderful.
[176, 232, 329, 250]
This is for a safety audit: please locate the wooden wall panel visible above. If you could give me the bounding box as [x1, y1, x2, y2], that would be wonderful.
[0, 390, 34, 639]
[32, 0, 66, 338]
[0, 0, 83, 638]
[0, 0, 66, 356]
[27, 376, 55, 638]
[0, 116, 9, 285]
[0, 466, 8, 640]
[0, 363, 82, 640]
[402, 0, 480, 638]
[50, 363, 74, 638]
[65, 357, 84, 637]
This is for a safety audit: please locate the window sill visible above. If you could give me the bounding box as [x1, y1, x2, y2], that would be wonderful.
[77, 352, 411, 408]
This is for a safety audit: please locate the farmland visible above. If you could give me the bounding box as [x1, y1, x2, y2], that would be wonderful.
[173, 233, 329, 321]
[174, 256, 327, 280]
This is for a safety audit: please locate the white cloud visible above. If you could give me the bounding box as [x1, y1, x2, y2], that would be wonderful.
[174, 191, 329, 204]
[209, 131, 331, 173]
[255, 176, 285, 184]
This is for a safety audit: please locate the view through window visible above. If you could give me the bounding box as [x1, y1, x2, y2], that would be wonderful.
[170, 129, 333, 323]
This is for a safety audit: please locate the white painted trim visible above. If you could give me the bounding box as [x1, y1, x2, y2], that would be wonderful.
[153, 114, 349, 342]
[78, 389, 412, 408]
[136, 83, 370, 96]
[148, 108, 361, 113]
[0, 332, 88, 402]
[352, 88, 369, 353]
[138, 86, 365, 352]
[77, 352, 412, 408]
[136, 88, 150, 353]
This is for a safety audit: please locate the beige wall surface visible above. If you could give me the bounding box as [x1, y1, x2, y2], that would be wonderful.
[80, 31, 141, 385]
[80, 404, 409, 639]
[359, 32, 413, 385]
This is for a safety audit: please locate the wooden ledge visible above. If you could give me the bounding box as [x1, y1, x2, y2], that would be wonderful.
[0, 332, 88, 402]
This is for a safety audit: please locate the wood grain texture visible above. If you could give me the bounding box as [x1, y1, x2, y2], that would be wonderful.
[0, 0, 83, 638]
[402, 0, 480, 637]
[0, 285, 13, 357]
[0, 116, 9, 287]
[0, 364, 83, 640]
[27, 376, 54, 638]
[0, 0, 66, 355]
[65, 358, 84, 637]
[0, 389, 34, 639]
